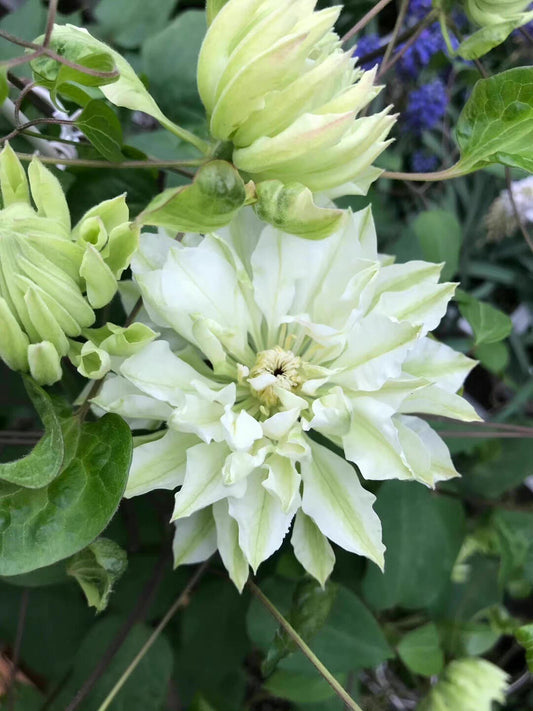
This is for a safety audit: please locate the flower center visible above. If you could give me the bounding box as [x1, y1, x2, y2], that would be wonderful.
[248, 346, 302, 407]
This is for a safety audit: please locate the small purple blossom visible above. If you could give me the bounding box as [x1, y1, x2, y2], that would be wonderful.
[411, 150, 439, 173]
[397, 23, 450, 78]
[404, 78, 448, 133]
[354, 34, 382, 71]
[408, 0, 433, 21]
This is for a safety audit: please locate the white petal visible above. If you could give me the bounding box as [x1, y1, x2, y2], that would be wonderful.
[213, 499, 250, 592]
[373, 282, 455, 334]
[120, 340, 213, 406]
[333, 314, 419, 391]
[263, 453, 301, 512]
[261, 408, 301, 439]
[171, 441, 245, 520]
[93, 373, 172, 423]
[400, 384, 482, 422]
[172, 508, 217, 568]
[403, 337, 477, 393]
[342, 397, 413, 480]
[228, 470, 297, 572]
[221, 407, 264, 450]
[126, 429, 197, 498]
[301, 437, 384, 568]
[168, 395, 226, 443]
[394, 415, 460, 486]
[291, 509, 335, 587]
[222, 445, 269, 485]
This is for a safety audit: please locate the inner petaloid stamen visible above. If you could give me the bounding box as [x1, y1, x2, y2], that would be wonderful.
[248, 345, 303, 407]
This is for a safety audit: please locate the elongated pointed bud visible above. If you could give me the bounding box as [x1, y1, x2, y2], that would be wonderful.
[28, 342, 62, 386]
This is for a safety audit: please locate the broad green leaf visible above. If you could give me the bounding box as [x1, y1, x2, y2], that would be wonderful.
[263, 669, 342, 704]
[0, 376, 64, 488]
[516, 624, 533, 672]
[0, 414, 132, 576]
[493, 510, 533, 594]
[474, 341, 509, 373]
[411, 209, 462, 281]
[67, 537, 128, 612]
[248, 579, 392, 676]
[137, 160, 247, 232]
[142, 11, 207, 126]
[457, 16, 533, 60]
[456, 290, 512, 345]
[50, 616, 173, 711]
[262, 579, 339, 675]
[456, 68, 533, 174]
[362, 482, 465, 610]
[397, 623, 445, 677]
[75, 100, 124, 162]
[95, 0, 176, 49]
[455, 436, 533, 500]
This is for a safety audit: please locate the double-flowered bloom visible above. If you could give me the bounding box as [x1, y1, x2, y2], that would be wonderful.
[95, 208, 479, 590]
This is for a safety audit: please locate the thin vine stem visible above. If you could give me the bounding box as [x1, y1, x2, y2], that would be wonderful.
[383, 165, 463, 181]
[43, 0, 59, 47]
[95, 560, 211, 711]
[248, 581, 366, 711]
[380, 0, 409, 70]
[378, 9, 438, 76]
[342, 0, 394, 45]
[13, 151, 202, 171]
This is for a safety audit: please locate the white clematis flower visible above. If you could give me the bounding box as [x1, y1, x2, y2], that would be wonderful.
[95, 208, 480, 591]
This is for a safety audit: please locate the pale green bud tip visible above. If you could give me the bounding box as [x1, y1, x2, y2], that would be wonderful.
[465, 0, 532, 25]
[254, 180, 346, 239]
[28, 342, 62, 386]
[69, 340, 111, 380]
[198, 0, 395, 198]
[83, 321, 158, 357]
[419, 658, 509, 711]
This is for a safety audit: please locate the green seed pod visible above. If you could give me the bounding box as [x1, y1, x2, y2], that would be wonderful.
[0, 144, 139, 385]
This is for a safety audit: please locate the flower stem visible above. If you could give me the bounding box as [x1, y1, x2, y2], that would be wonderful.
[159, 117, 212, 156]
[248, 580, 366, 711]
[382, 164, 464, 182]
[95, 560, 210, 711]
[342, 0, 394, 45]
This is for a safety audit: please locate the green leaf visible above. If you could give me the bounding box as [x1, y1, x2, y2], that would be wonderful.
[474, 341, 510, 373]
[263, 669, 342, 704]
[455, 436, 533, 499]
[262, 579, 339, 676]
[95, 0, 176, 49]
[456, 290, 512, 345]
[457, 17, 533, 60]
[516, 624, 533, 672]
[0, 414, 132, 576]
[142, 11, 207, 126]
[456, 68, 533, 174]
[137, 160, 247, 232]
[362, 482, 466, 610]
[33, 24, 207, 152]
[50, 616, 173, 711]
[397, 623, 445, 677]
[248, 579, 392, 676]
[493, 510, 533, 594]
[0, 376, 64, 488]
[411, 209, 462, 281]
[75, 100, 124, 162]
[67, 537, 128, 612]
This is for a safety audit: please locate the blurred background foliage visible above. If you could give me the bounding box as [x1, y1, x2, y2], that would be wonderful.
[0, 0, 532, 710]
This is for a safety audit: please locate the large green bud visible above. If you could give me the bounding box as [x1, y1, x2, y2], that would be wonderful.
[464, 0, 532, 25]
[418, 658, 508, 711]
[198, 0, 395, 200]
[0, 145, 139, 385]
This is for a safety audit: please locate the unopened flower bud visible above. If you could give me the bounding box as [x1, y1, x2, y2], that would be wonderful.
[198, 0, 395, 202]
[464, 0, 532, 26]
[0, 144, 139, 385]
